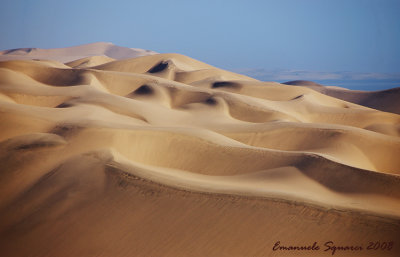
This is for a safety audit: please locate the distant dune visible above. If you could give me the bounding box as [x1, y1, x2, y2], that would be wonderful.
[0, 42, 157, 62]
[0, 44, 399, 257]
[284, 80, 400, 115]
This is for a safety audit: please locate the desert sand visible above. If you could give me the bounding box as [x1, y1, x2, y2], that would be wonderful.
[283, 80, 400, 115]
[0, 43, 399, 257]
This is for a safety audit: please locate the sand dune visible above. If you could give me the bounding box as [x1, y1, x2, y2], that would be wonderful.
[1, 44, 400, 257]
[0, 42, 156, 63]
[65, 55, 116, 68]
[284, 80, 400, 115]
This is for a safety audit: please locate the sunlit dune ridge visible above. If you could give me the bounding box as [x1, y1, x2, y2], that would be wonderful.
[0, 43, 399, 257]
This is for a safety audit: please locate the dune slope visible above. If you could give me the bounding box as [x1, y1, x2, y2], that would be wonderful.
[284, 80, 400, 115]
[0, 46, 400, 257]
[0, 42, 156, 63]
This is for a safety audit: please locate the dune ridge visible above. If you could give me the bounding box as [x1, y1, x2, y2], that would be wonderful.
[284, 80, 400, 115]
[0, 42, 156, 63]
[0, 44, 399, 257]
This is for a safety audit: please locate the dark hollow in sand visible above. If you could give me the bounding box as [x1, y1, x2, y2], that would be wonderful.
[212, 81, 240, 89]
[148, 61, 169, 73]
[134, 85, 153, 95]
[56, 103, 73, 108]
[205, 97, 218, 105]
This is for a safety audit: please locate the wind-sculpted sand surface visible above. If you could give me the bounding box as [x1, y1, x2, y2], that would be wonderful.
[0, 43, 399, 256]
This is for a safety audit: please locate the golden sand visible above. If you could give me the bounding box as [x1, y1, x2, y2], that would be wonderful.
[0, 43, 399, 257]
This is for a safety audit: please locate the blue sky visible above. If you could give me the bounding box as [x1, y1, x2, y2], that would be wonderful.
[1, 0, 400, 89]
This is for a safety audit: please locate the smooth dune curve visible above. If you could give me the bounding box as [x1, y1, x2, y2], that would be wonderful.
[1, 44, 400, 257]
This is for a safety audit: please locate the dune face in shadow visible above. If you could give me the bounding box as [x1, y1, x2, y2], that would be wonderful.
[204, 97, 218, 105]
[148, 61, 169, 73]
[133, 84, 154, 95]
[212, 81, 241, 89]
[0, 44, 400, 257]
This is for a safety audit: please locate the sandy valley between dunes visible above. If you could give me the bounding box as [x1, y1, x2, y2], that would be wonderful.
[0, 43, 399, 257]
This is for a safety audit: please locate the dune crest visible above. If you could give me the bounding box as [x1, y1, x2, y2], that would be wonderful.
[284, 80, 400, 115]
[1, 44, 399, 257]
[0, 42, 157, 63]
